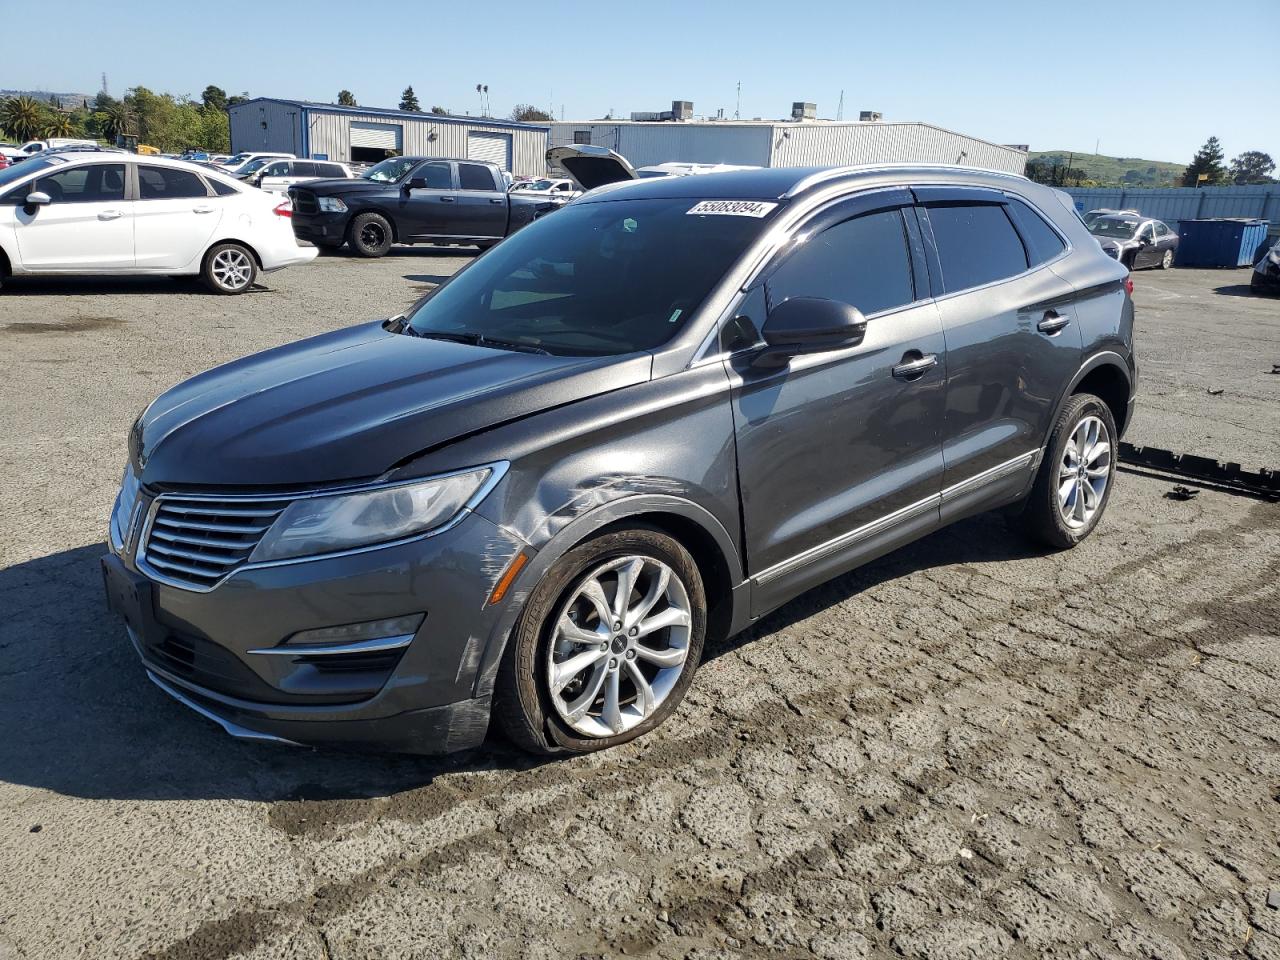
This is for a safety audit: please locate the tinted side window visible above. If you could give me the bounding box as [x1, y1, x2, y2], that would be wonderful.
[319, 163, 345, 177]
[925, 203, 1028, 292]
[138, 165, 209, 200]
[767, 208, 915, 316]
[1005, 197, 1066, 266]
[419, 162, 452, 189]
[208, 178, 238, 196]
[34, 163, 126, 203]
[290, 161, 314, 176]
[458, 163, 496, 191]
[1154, 221, 1170, 237]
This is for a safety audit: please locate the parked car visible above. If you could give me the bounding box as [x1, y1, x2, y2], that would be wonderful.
[0, 152, 317, 293]
[1252, 237, 1280, 294]
[0, 154, 8, 171]
[1082, 207, 1139, 228]
[250, 158, 355, 194]
[548, 145, 762, 189]
[0, 143, 21, 161]
[510, 177, 580, 201]
[104, 163, 1134, 755]
[289, 155, 557, 256]
[1087, 214, 1178, 270]
[14, 137, 98, 159]
[215, 152, 295, 178]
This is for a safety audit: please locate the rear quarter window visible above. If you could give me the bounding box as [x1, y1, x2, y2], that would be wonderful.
[1005, 197, 1067, 266]
[925, 203, 1029, 292]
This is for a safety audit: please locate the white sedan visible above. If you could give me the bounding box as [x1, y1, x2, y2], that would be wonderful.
[0, 152, 317, 294]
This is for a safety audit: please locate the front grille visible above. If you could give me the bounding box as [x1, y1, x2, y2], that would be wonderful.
[140, 494, 292, 589]
[291, 189, 318, 215]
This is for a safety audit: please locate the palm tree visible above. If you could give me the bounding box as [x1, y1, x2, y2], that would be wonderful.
[1, 96, 47, 142]
[96, 102, 133, 143]
[42, 113, 76, 138]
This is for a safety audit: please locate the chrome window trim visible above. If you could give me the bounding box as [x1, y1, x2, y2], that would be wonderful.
[751, 451, 1038, 586]
[135, 461, 509, 593]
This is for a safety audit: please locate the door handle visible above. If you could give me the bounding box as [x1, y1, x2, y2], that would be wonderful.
[892, 352, 938, 380]
[97, 210, 124, 221]
[439, 196, 455, 203]
[1037, 311, 1071, 335]
[192, 205, 215, 214]
[489, 198, 504, 204]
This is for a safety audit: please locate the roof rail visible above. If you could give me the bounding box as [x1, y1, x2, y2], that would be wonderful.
[782, 163, 1029, 199]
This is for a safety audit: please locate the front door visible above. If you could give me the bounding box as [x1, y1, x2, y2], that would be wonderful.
[9, 162, 132, 270]
[133, 164, 223, 270]
[453, 161, 508, 239]
[728, 190, 947, 615]
[399, 160, 457, 239]
[913, 188, 1081, 501]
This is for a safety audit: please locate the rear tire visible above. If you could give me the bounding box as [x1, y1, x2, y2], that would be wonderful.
[201, 243, 257, 295]
[348, 212, 394, 258]
[1017, 393, 1117, 550]
[494, 527, 707, 755]
[1160, 248, 1174, 270]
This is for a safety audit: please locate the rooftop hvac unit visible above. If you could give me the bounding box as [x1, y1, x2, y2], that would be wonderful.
[859, 110, 883, 122]
[630, 111, 663, 121]
[791, 102, 817, 121]
[670, 100, 693, 121]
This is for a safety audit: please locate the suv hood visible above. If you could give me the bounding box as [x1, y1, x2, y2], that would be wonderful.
[133, 322, 652, 488]
[547, 145, 639, 190]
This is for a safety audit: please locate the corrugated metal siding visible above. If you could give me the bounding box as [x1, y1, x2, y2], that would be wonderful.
[234, 100, 547, 176]
[549, 123, 774, 168]
[229, 101, 303, 154]
[1063, 185, 1280, 235]
[769, 122, 1025, 173]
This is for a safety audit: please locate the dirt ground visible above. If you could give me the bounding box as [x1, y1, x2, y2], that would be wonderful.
[0, 256, 1277, 960]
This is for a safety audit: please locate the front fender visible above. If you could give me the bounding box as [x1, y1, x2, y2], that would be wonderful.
[468, 493, 743, 699]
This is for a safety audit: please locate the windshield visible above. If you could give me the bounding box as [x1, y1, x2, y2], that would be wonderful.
[240, 157, 273, 175]
[362, 157, 417, 182]
[1089, 219, 1140, 239]
[222, 153, 251, 165]
[519, 179, 555, 191]
[406, 197, 776, 356]
[0, 156, 57, 192]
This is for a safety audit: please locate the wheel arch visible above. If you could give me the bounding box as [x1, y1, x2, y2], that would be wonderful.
[471, 494, 745, 700]
[349, 206, 400, 243]
[1057, 351, 1133, 439]
[0, 241, 12, 278]
[203, 237, 263, 270]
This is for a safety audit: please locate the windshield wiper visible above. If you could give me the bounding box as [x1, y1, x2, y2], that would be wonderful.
[416, 330, 551, 355]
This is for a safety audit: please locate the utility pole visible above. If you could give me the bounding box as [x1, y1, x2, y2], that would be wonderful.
[735, 81, 741, 120]
[101, 71, 108, 95]
[836, 89, 844, 121]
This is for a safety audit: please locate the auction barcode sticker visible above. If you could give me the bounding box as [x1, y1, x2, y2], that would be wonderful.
[686, 200, 778, 218]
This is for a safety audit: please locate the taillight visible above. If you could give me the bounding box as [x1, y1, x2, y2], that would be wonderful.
[1124, 275, 1134, 297]
[272, 201, 292, 218]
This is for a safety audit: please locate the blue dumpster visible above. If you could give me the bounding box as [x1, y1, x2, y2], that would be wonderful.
[1175, 218, 1270, 268]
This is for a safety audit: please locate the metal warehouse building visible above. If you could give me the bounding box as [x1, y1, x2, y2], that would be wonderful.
[229, 98, 549, 176]
[548, 118, 1026, 174]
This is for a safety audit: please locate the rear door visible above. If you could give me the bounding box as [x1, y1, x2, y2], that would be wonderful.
[7, 161, 132, 270]
[914, 187, 1081, 511]
[728, 189, 947, 614]
[453, 162, 507, 239]
[133, 164, 223, 269]
[398, 160, 456, 238]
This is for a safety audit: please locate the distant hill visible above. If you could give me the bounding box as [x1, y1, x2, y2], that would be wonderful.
[1029, 150, 1185, 187]
[0, 89, 95, 109]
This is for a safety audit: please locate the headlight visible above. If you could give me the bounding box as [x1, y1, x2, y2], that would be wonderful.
[249, 466, 499, 563]
[318, 197, 347, 213]
[1268, 247, 1280, 265]
[109, 464, 141, 551]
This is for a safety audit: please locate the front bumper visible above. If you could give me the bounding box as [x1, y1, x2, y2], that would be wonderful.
[104, 510, 529, 754]
[1253, 260, 1280, 294]
[291, 211, 352, 245]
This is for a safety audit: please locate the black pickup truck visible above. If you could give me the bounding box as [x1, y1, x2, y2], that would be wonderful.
[289, 156, 556, 257]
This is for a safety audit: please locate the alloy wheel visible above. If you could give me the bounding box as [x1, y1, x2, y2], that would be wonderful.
[1058, 415, 1112, 529]
[1162, 249, 1173, 269]
[545, 555, 692, 738]
[360, 222, 385, 249]
[211, 249, 253, 291]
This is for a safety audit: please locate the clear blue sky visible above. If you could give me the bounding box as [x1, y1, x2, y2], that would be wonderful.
[4, 0, 1275, 165]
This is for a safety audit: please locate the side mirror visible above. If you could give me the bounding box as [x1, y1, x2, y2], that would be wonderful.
[406, 177, 428, 190]
[753, 297, 867, 368]
[24, 191, 52, 209]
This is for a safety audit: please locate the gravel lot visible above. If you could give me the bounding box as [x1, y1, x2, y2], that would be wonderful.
[1, 256, 1277, 960]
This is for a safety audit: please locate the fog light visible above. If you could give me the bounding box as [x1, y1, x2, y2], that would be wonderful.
[285, 614, 425, 647]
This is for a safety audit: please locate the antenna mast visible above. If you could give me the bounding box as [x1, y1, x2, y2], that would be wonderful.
[735, 81, 741, 120]
[837, 89, 844, 120]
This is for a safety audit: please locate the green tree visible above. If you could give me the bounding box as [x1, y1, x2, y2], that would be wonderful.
[1229, 150, 1275, 185]
[510, 103, 552, 122]
[226, 92, 249, 108]
[337, 89, 357, 106]
[430, 105, 448, 115]
[399, 86, 421, 111]
[201, 84, 228, 112]
[200, 107, 230, 152]
[94, 100, 134, 143]
[1, 96, 48, 141]
[1181, 136, 1227, 187]
[42, 113, 76, 138]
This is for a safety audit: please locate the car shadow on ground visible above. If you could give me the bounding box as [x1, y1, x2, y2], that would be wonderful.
[1212, 283, 1262, 298]
[0, 277, 270, 297]
[0, 512, 1044, 804]
[403, 274, 453, 287]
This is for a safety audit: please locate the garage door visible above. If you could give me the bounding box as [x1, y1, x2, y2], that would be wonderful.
[467, 132, 512, 171]
[350, 122, 402, 151]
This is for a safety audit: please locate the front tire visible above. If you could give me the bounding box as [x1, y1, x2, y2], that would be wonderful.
[201, 243, 257, 294]
[348, 212, 394, 258]
[1160, 248, 1174, 270]
[1017, 393, 1117, 550]
[494, 527, 707, 755]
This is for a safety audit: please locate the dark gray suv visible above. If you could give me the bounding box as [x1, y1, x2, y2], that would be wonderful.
[103, 165, 1136, 756]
